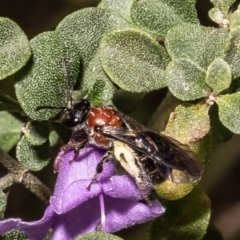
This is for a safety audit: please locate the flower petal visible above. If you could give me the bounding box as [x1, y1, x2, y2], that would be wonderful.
[102, 175, 143, 200]
[103, 195, 165, 232]
[52, 147, 116, 212]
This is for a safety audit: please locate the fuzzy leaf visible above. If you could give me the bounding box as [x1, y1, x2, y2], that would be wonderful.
[208, 8, 228, 26]
[206, 58, 231, 94]
[57, 8, 130, 69]
[164, 103, 210, 143]
[76, 232, 123, 240]
[100, 28, 170, 92]
[210, 0, 235, 11]
[15, 31, 80, 121]
[209, 104, 233, 144]
[150, 187, 211, 240]
[165, 24, 229, 69]
[49, 122, 72, 144]
[98, 0, 134, 22]
[23, 121, 50, 146]
[166, 59, 211, 101]
[225, 30, 240, 78]
[0, 112, 24, 152]
[82, 52, 115, 105]
[0, 230, 28, 240]
[0, 91, 21, 112]
[16, 136, 50, 171]
[113, 89, 145, 113]
[0, 17, 31, 80]
[131, 0, 198, 36]
[217, 92, 240, 134]
[57, 8, 130, 99]
[230, 10, 240, 31]
[0, 190, 7, 219]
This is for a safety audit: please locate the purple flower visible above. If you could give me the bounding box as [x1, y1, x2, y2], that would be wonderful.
[0, 147, 165, 239]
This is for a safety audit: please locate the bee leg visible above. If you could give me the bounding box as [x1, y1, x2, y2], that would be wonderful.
[118, 152, 152, 207]
[87, 151, 113, 190]
[61, 139, 88, 162]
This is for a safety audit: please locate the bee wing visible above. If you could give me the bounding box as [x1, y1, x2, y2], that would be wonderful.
[100, 126, 203, 183]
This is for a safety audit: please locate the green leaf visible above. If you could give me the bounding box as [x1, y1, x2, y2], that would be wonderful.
[0, 190, 7, 219]
[150, 187, 211, 240]
[87, 79, 115, 105]
[0, 17, 31, 80]
[50, 122, 72, 144]
[217, 92, 240, 134]
[23, 121, 50, 146]
[113, 89, 145, 113]
[209, 104, 233, 144]
[206, 58, 231, 94]
[15, 31, 80, 121]
[210, 0, 235, 11]
[57, 8, 131, 69]
[164, 103, 210, 143]
[100, 28, 170, 92]
[230, 10, 240, 31]
[0, 112, 24, 152]
[0, 230, 28, 240]
[131, 0, 198, 36]
[16, 136, 50, 171]
[165, 23, 229, 69]
[82, 51, 115, 105]
[98, 0, 134, 22]
[225, 30, 240, 78]
[0, 91, 21, 112]
[75, 232, 123, 240]
[208, 8, 228, 26]
[166, 59, 211, 101]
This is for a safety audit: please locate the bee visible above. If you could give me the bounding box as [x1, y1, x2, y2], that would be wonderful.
[37, 61, 203, 205]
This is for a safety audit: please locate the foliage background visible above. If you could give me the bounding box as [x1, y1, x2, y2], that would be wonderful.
[0, 0, 240, 239]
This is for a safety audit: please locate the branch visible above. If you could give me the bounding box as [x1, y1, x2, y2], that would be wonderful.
[0, 148, 52, 204]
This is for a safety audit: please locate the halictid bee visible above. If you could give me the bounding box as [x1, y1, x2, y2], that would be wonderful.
[37, 61, 203, 205]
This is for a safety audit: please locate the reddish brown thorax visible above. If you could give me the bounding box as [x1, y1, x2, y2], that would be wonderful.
[87, 107, 123, 147]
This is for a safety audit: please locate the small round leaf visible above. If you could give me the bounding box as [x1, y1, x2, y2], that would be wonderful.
[23, 121, 50, 146]
[0, 112, 24, 152]
[217, 92, 240, 134]
[57, 8, 130, 69]
[164, 103, 210, 143]
[100, 28, 170, 92]
[15, 31, 80, 120]
[230, 10, 240, 31]
[209, 104, 233, 144]
[16, 136, 50, 171]
[165, 24, 229, 69]
[82, 52, 115, 104]
[0, 17, 31, 80]
[206, 58, 231, 94]
[225, 31, 240, 78]
[131, 0, 198, 36]
[166, 59, 211, 101]
[210, 0, 235, 11]
[98, 0, 134, 22]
